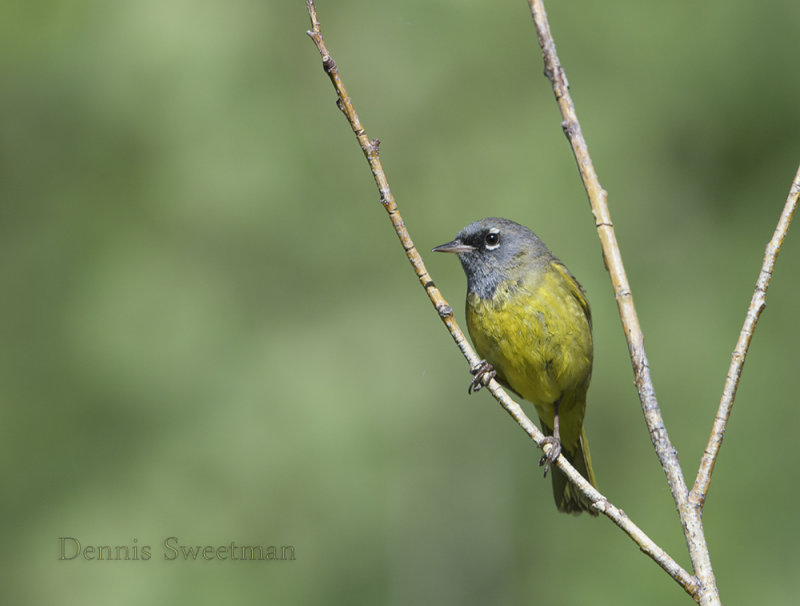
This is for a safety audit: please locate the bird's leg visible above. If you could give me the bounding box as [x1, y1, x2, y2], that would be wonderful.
[539, 399, 562, 476]
[468, 359, 496, 393]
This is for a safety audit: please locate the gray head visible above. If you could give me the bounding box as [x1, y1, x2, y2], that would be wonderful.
[433, 217, 553, 299]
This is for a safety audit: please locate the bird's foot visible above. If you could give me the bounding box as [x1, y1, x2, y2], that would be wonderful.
[538, 436, 562, 477]
[468, 359, 496, 393]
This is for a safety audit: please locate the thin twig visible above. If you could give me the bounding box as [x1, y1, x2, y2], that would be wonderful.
[690, 164, 800, 510]
[304, 0, 475, 368]
[304, 0, 697, 597]
[525, 1, 718, 603]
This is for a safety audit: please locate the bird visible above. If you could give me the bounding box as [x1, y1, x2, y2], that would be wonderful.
[434, 217, 598, 515]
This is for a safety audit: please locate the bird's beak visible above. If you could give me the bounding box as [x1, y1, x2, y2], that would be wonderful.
[432, 239, 474, 254]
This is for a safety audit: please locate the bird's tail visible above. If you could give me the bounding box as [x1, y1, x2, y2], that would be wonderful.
[550, 426, 598, 516]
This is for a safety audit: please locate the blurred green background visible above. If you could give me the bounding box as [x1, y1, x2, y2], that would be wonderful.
[3, 1, 799, 604]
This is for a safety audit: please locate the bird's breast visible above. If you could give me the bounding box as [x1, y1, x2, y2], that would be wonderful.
[465, 269, 592, 408]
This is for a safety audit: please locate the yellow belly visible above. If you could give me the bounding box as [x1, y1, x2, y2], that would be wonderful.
[465, 264, 592, 448]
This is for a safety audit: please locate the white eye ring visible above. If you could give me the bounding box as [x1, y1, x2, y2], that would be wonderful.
[484, 229, 501, 250]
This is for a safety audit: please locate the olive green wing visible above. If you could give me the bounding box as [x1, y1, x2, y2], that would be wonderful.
[551, 260, 592, 330]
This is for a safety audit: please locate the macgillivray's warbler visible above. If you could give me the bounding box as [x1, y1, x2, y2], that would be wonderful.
[434, 217, 598, 515]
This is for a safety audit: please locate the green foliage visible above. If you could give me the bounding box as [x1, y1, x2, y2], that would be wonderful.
[2, 1, 798, 604]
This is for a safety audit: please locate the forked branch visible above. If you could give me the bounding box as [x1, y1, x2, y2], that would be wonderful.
[305, 0, 696, 597]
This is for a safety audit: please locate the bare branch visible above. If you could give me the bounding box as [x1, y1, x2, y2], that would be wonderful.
[525, 1, 719, 602]
[305, 0, 474, 367]
[305, 0, 697, 597]
[691, 164, 800, 510]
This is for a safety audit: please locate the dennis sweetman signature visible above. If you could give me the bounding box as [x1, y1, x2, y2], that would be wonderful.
[58, 537, 296, 561]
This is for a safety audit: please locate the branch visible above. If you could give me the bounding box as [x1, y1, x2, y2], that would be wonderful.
[305, 0, 697, 598]
[525, 1, 719, 603]
[690, 164, 800, 509]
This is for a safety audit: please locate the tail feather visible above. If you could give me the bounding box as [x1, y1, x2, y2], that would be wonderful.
[549, 427, 598, 516]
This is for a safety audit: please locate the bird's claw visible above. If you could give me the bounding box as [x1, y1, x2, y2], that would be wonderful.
[468, 360, 496, 393]
[538, 436, 562, 477]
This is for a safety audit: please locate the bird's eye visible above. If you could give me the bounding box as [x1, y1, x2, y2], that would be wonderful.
[484, 231, 500, 249]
